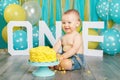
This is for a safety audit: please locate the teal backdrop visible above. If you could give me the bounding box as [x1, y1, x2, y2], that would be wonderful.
[0, 15, 7, 48]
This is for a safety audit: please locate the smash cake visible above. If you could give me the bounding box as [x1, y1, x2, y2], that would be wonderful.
[29, 46, 57, 62]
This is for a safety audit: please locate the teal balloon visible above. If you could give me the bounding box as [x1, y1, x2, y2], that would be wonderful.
[0, 0, 19, 15]
[62, 30, 65, 36]
[110, 0, 120, 23]
[96, 0, 110, 20]
[13, 30, 28, 50]
[32, 26, 39, 47]
[100, 28, 120, 55]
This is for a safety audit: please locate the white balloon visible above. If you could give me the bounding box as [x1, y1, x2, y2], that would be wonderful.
[22, 1, 41, 25]
[112, 24, 120, 32]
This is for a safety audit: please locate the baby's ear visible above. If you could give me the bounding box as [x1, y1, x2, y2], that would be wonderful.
[76, 21, 80, 27]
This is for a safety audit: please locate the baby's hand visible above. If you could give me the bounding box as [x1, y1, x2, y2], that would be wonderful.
[56, 54, 64, 62]
[59, 56, 64, 61]
[56, 54, 61, 60]
[56, 54, 60, 59]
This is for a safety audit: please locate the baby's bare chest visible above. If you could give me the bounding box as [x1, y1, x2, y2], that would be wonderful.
[62, 36, 74, 45]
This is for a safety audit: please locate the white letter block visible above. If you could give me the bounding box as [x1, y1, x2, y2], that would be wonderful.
[39, 21, 62, 46]
[82, 21, 104, 57]
[7, 21, 33, 55]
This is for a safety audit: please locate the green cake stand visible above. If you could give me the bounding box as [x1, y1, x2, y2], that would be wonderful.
[28, 60, 59, 77]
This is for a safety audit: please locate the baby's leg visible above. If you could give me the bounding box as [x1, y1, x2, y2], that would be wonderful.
[60, 59, 72, 70]
[49, 59, 72, 70]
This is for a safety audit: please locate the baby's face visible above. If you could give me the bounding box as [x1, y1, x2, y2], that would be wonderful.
[62, 13, 80, 34]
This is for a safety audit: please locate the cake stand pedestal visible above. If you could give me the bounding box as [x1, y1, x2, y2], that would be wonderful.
[28, 60, 59, 77]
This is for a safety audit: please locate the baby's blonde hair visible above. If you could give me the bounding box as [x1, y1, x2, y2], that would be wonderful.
[63, 9, 80, 21]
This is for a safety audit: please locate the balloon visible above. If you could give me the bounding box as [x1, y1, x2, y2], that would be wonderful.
[100, 28, 120, 55]
[2, 26, 7, 43]
[76, 24, 82, 32]
[112, 24, 120, 32]
[108, 20, 114, 29]
[96, 0, 110, 20]
[4, 4, 26, 22]
[22, 1, 41, 25]
[2, 26, 22, 43]
[33, 26, 39, 47]
[76, 26, 81, 32]
[109, 0, 120, 23]
[62, 30, 65, 36]
[0, 0, 19, 15]
[13, 30, 28, 50]
[88, 29, 99, 49]
[76, 21, 82, 32]
[13, 27, 22, 31]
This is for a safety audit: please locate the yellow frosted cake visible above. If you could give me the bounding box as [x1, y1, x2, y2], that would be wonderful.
[29, 46, 57, 62]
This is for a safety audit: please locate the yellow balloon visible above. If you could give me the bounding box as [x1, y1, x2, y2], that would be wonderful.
[4, 4, 26, 22]
[76, 25, 82, 32]
[76, 21, 82, 32]
[108, 20, 114, 29]
[13, 27, 22, 31]
[80, 29, 99, 49]
[2, 26, 7, 43]
[88, 29, 99, 49]
[2, 26, 22, 43]
[79, 31, 82, 35]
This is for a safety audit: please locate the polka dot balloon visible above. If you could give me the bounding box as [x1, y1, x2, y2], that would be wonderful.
[109, 0, 120, 23]
[33, 26, 39, 47]
[112, 24, 120, 32]
[0, 0, 19, 15]
[13, 30, 28, 50]
[96, 0, 110, 20]
[100, 28, 120, 55]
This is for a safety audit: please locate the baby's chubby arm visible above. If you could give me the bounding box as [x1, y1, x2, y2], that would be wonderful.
[61, 35, 83, 59]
